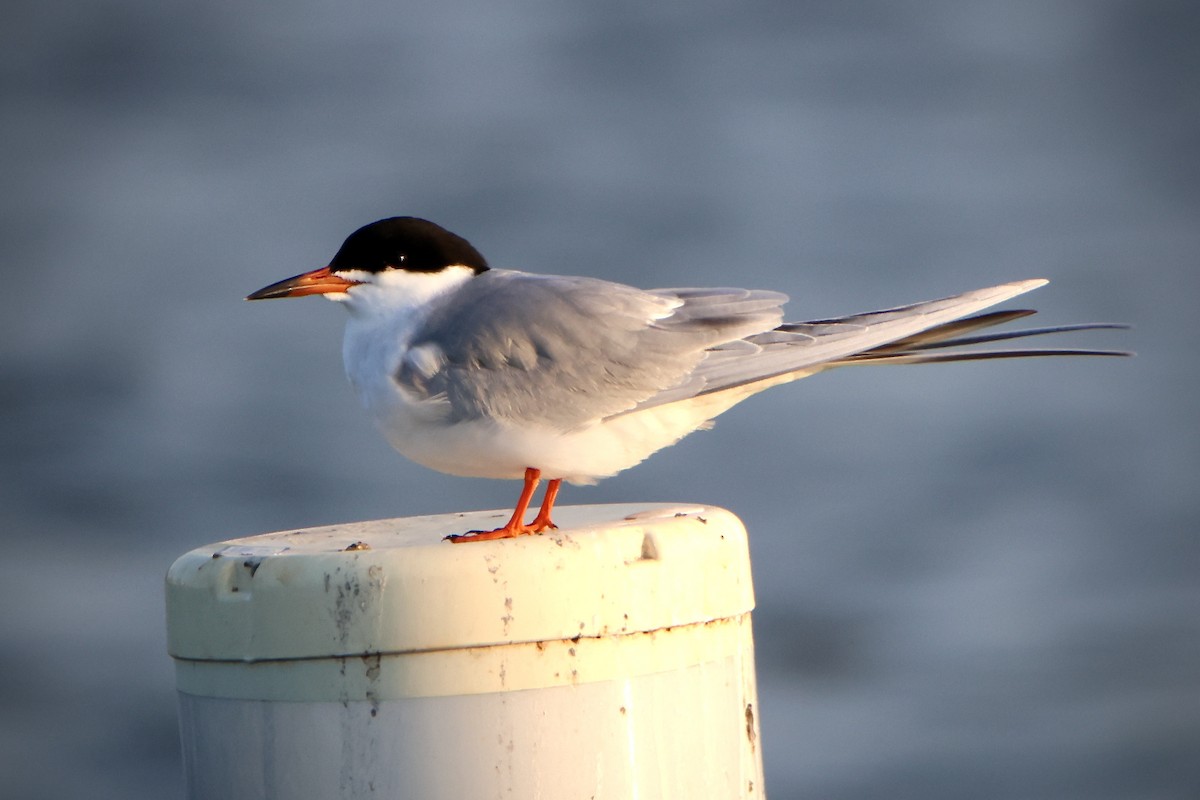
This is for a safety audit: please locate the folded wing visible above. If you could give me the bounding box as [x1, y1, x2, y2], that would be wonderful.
[398, 270, 788, 428]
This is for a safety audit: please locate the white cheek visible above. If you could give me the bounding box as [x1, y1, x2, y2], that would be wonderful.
[375, 266, 477, 302]
[340, 265, 478, 317]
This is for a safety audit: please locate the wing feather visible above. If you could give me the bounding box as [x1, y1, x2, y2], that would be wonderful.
[623, 279, 1057, 413]
[399, 270, 786, 428]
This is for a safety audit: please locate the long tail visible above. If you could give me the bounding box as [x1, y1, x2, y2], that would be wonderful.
[833, 310, 1131, 365]
[701, 279, 1130, 394]
[624, 279, 1129, 417]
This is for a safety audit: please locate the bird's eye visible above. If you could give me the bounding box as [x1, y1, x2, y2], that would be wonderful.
[384, 254, 406, 270]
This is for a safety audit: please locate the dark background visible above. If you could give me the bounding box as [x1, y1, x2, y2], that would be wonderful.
[3, 2, 1197, 798]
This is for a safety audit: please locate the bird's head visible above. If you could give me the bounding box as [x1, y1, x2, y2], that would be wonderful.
[246, 217, 489, 309]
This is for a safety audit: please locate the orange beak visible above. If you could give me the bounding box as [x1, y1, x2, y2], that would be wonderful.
[246, 266, 360, 300]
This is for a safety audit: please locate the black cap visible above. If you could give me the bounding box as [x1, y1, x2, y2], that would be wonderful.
[329, 217, 489, 275]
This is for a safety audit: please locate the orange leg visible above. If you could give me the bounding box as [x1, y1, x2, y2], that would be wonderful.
[528, 478, 561, 532]
[446, 468, 559, 543]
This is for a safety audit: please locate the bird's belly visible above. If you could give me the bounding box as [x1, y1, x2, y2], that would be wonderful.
[369, 384, 757, 485]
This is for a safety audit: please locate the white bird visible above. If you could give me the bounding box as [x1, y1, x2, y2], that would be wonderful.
[247, 217, 1127, 542]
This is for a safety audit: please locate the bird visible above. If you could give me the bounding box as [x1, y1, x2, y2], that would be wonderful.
[247, 217, 1127, 543]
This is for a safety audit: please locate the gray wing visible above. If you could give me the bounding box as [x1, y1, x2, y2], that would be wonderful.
[395, 270, 787, 428]
[627, 278, 1128, 414]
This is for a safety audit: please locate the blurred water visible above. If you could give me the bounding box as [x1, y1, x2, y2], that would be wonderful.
[2, 2, 1198, 798]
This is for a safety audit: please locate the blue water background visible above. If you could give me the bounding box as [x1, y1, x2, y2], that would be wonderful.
[2, 2, 1197, 798]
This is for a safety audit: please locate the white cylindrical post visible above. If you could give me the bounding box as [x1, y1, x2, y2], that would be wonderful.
[166, 503, 765, 799]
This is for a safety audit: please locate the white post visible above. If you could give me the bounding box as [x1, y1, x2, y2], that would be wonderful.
[166, 503, 765, 799]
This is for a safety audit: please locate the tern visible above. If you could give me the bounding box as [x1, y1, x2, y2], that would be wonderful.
[248, 217, 1127, 542]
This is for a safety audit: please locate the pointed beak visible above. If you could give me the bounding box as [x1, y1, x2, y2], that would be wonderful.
[246, 266, 360, 300]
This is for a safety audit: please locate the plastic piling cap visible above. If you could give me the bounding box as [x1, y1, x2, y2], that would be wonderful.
[166, 503, 753, 662]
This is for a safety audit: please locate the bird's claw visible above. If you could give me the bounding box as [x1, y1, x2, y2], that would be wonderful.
[444, 519, 557, 543]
